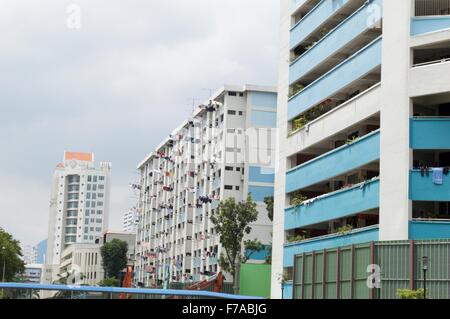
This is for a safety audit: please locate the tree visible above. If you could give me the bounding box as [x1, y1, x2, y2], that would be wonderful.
[263, 196, 274, 222]
[263, 197, 274, 264]
[98, 277, 120, 287]
[0, 228, 25, 282]
[100, 239, 128, 280]
[210, 194, 258, 295]
[243, 239, 264, 263]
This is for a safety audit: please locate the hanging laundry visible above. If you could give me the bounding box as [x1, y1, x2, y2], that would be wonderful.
[432, 168, 444, 185]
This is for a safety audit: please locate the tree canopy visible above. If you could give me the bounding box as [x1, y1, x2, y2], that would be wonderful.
[0, 228, 25, 282]
[100, 239, 128, 279]
[210, 194, 258, 294]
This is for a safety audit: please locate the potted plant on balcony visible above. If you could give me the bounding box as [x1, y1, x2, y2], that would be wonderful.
[291, 193, 308, 211]
[287, 233, 307, 244]
[336, 224, 354, 235]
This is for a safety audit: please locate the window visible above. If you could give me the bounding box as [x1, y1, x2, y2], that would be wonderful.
[228, 91, 237, 96]
[98, 185, 104, 190]
[227, 110, 236, 115]
[97, 210, 103, 215]
[97, 201, 103, 207]
[86, 201, 91, 208]
[87, 184, 91, 191]
[93, 176, 97, 183]
[87, 176, 92, 182]
[224, 185, 233, 190]
[86, 193, 91, 199]
[236, 167, 241, 172]
[92, 185, 97, 191]
[92, 193, 97, 200]
[239, 92, 244, 97]
[239, 111, 243, 116]
[235, 186, 240, 191]
[225, 166, 234, 171]
[99, 176, 105, 181]
[98, 193, 104, 198]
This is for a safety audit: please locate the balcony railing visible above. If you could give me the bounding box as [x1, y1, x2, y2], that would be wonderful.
[283, 225, 379, 267]
[409, 170, 450, 201]
[288, 36, 382, 120]
[411, 15, 450, 35]
[290, 0, 383, 85]
[290, 0, 351, 50]
[285, 178, 379, 230]
[286, 130, 380, 193]
[409, 220, 450, 239]
[410, 117, 450, 149]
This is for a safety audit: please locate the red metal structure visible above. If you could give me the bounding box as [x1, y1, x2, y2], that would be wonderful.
[119, 265, 133, 299]
[187, 272, 224, 292]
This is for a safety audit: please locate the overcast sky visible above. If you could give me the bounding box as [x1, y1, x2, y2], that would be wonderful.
[0, 0, 279, 247]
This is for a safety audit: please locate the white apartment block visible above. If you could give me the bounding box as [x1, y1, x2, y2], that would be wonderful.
[134, 85, 277, 287]
[123, 210, 138, 233]
[43, 152, 111, 284]
[58, 243, 104, 286]
[273, 0, 450, 299]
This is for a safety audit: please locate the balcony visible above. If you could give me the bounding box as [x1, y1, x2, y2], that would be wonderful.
[290, 0, 382, 85]
[410, 170, 450, 201]
[285, 178, 379, 230]
[283, 281, 293, 299]
[283, 225, 379, 267]
[411, 16, 450, 36]
[286, 130, 380, 193]
[410, 118, 450, 149]
[193, 257, 201, 268]
[290, 0, 352, 50]
[288, 37, 382, 120]
[409, 220, 450, 239]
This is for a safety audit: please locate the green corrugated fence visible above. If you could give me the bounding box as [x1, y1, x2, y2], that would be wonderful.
[292, 240, 450, 299]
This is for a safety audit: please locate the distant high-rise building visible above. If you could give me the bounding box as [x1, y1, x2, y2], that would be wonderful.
[22, 245, 38, 265]
[43, 152, 111, 284]
[123, 210, 138, 233]
[22, 239, 47, 265]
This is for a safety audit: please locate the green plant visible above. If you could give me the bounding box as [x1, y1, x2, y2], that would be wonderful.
[211, 194, 259, 295]
[291, 194, 308, 208]
[346, 136, 359, 145]
[286, 234, 306, 243]
[337, 225, 353, 235]
[396, 288, 425, 299]
[289, 83, 305, 98]
[98, 277, 120, 287]
[101, 239, 129, 279]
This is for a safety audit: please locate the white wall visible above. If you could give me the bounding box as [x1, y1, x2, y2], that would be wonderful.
[271, 0, 291, 299]
[379, 0, 413, 241]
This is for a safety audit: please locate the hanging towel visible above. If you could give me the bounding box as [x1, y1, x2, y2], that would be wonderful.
[432, 168, 444, 185]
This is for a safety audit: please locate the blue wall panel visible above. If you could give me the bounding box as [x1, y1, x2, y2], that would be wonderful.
[411, 16, 450, 36]
[249, 166, 275, 183]
[248, 185, 274, 202]
[250, 92, 277, 109]
[409, 170, 450, 202]
[410, 118, 450, 149]
[283, 226, 379, 267]
[409, 221, 450, 240]
[286, 130, 380, 193]
[250, 111, 277, 127]
[285, 179, 379, 230]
